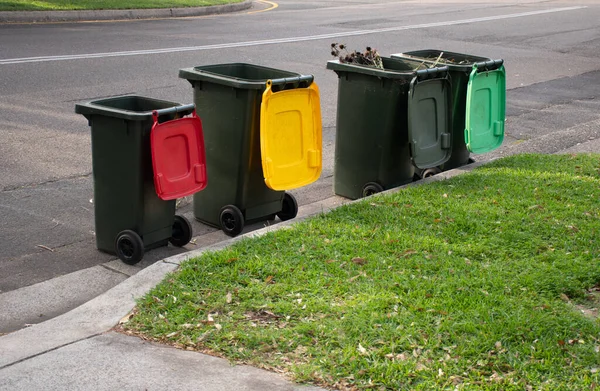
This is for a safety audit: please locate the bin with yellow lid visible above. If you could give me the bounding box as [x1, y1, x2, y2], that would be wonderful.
[179, 63, 322, 237]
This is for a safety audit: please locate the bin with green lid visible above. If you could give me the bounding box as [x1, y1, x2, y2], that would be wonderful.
[392, 50, 506, 173]
[326, 56, 452, 200]
[75, 95, 195, 265]
[179, 63, 322, 237]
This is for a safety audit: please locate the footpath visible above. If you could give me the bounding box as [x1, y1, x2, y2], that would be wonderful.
[0, 1, 253, 23]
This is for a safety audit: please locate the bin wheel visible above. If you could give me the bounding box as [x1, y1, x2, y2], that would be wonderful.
[115, 230, 144, 265]
[170, 215, 193, 247]
[220, 205, 245, 237]
[422, 167, 442, 178]
[362, 182, 384, 198]
[277, 193, 298, 221]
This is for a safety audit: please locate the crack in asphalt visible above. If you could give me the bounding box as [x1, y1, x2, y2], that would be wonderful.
[2, 172, 93, 192]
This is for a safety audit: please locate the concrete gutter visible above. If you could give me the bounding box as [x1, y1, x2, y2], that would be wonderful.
[0, 0, 252, 24]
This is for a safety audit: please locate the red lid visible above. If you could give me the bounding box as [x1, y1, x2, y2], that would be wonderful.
[151, 111, 207, 200]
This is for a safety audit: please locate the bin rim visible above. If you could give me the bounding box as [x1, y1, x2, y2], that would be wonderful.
[391, 49, 492, 71]
[178, 63, 305, 90]
[75, 95, 192, 122]
[326, 57, 431, 79]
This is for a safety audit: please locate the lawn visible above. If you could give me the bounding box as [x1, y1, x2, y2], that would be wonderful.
[122, 154, 600, 390]
[0, 0, 243, 11]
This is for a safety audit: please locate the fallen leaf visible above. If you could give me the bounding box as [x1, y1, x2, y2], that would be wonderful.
[325, 259, 337, 264]
[495, 341, 502, 349]
[265, 275, 274, 284]
[119, 313, 134, 324]
[560, 294, 571, 302]
[207, 314, 214, 322]
[415, 362, 428, 371]
[295, 345, 308, 354]
[358, 343, 368, 355]
[349, 272, 366, 282]
[352, 257, 367, 265]
[197, 330, 213, 342]
[226, 292, 232, 304]
[214, 324, 222, 331]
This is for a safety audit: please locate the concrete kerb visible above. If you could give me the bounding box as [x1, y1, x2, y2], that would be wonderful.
[0, 160, 485, 370]
[0, 0, 252, 24]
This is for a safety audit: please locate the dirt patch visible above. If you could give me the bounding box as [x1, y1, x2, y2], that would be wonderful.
[575, 287, 600, 320]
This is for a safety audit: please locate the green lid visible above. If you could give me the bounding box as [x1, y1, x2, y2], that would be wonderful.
[464, 62, 506, 154]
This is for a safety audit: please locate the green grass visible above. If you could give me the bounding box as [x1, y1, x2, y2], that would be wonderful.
[123, 154, 600, 390]
[0, 0, 243, 11]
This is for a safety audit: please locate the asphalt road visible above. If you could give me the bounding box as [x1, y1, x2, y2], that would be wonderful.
[1, 0, 599, 332]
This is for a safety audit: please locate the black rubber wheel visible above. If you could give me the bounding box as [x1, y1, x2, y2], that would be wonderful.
[276, 193, 298, 221]
[362, 182, 384, 198]
[422, 167, 442, 178]
[115, 230, 144, 265]
[220, 205, 245, 237]
[169, 215, 193, 247]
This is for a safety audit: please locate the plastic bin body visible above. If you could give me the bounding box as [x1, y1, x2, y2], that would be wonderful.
[327, 57, 451, 200]
[75, 96, 191, 253]
[392, 50, 492, 170]
[179, 63, 307, 227]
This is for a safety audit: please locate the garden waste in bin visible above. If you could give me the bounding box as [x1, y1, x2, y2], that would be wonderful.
[75, 96, 206, 264]
[326, 56, 452, 200]
[392, 50, 506, 171]
[179, 63, 322, 237]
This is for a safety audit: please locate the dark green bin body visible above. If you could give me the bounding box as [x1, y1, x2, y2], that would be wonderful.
[75, 96, 192, 254]
[392, 50, 491, 170]
[327, 57, 450, 200]
[178, 64, 301, 227]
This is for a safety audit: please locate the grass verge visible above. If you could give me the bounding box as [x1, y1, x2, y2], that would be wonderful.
[122, 153, 600, 390]
[0, 0, 243, 12]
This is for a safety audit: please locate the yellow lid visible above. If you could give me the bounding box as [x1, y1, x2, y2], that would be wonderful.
[260, 80, 322, 190]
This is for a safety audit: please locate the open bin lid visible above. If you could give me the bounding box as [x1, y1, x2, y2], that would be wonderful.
[407, 67, 453, 169]
[260, 78, 322, 191]
[151, 108, 207, 200]
[465, 60, 506, 154]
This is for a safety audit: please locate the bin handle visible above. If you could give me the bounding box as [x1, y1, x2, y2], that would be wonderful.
[415, 66, 449, 82]
[473, 59, 504, 72]
[267, 75, 314, 91]
[151, 104, 196, 122]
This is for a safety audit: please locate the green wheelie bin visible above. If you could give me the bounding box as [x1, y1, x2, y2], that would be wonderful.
[75, 96, 195, 265]
[392, 50, 506, 174]
[326, 56, 452, 200]
[179, 63, 318, 237]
